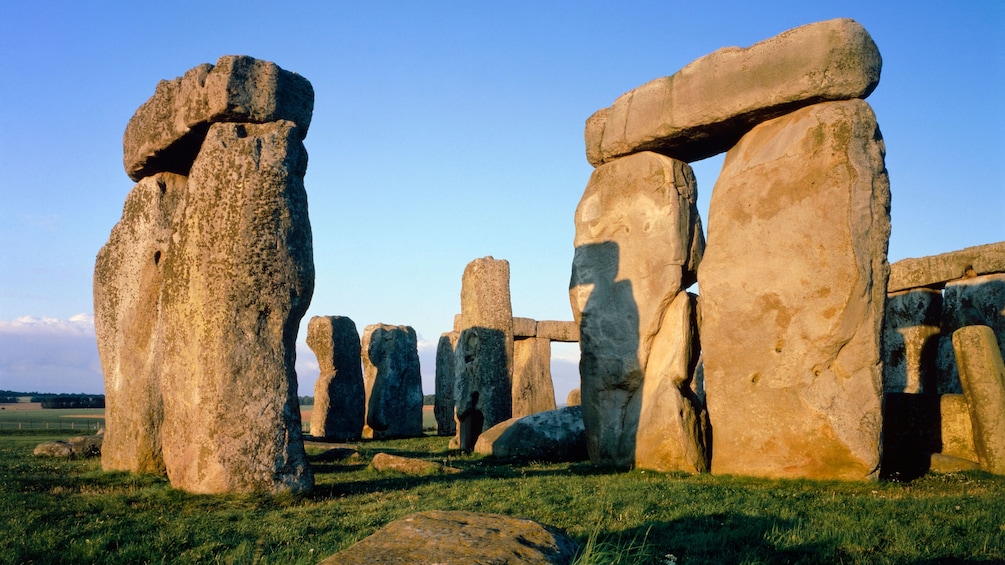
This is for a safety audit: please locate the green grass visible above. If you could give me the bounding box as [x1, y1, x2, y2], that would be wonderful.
[1, 430, 1003, 564]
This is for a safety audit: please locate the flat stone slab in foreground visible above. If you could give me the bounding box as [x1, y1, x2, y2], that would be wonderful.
[319, 510, 578, 564]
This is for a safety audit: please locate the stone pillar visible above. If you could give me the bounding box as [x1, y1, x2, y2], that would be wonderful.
[512, 337, 557, 418]
[307, 316, 365, 441]
[698, 99, 890, 480]
[570, 151, 706, 471]
[361, 324, 424, 439]
[953, 325, 1005, 475]
[454, 257, 513, 451]
[435, 331, 459, 436]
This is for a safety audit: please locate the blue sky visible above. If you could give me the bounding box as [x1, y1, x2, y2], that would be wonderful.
[0, 1, 1002, 399]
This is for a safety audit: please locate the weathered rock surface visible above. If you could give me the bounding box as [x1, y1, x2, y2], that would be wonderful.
[95, 172, 186, 475]
[157, 120, 314, 494]
[536, 320, 580, 342]
[371, 452, 459, 475]
[929, 453, 982, 473]
[936, 273, 1005, 393]
[888, 241, 1005, 292]
[474, 405, 587, 462]
[34, 431, 104, 459]
[634, 291, 708, 473]
[883, 288, 942, 393]
[123, 55, 314, 181]
[361, 324, 424, 439]
[435, 331, 459, 436]
[307, 316, 365, 441]
[566, 388, 581, 406]
[513, 317, 538, 338]
[455, 257, 514, 451]
[318, 510, 579, 565]
[570, 151, 704, 468]
[585, 18, 881, 166]
[512, 337, 557, 418]
[940, 394, 978, 463]
[698, 99, 890, 480]
[953, 325, 1005, 475]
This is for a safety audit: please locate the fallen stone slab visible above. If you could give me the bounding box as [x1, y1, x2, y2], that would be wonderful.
[585, 18, 881, 165]
[370, 452, 460, 475]
[929, 453, 981, 474]
[34, 431, 103, 459]
[888, 241, 1005, 292]
[474, 405, 587, 462]
[123, 55, 314, 181]
[318, 510, 578, 565]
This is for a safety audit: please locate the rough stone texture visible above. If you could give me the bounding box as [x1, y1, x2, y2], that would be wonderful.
[455, 257, 514, 451]
[888, 241, 1005, 292]
[512, 337, 558, 418]
[698, 99, 890, 480]
[95, 172, 186, 475]
[936, 273, 1005, 394]
[371, 452, 459, 475]
[537, 320, 580, 342]
[940, 394, 978, 463]
[474, 405, 588, 462]
[585, 18, 881, 166]
[953, 325, 1005, 475]
[634, 292, 708, 473]
[513, 317, 538, 338]
[361, 324, 423, 439]
[307, 316, 365, 441]
[318, 510, 579, 565]
[883, 288, 942, 393]
[123, 55, 314, 181]
[569, 151, 704, 468]
[929, 453, 982, 473]
[566, 388, 581, 406]
[34, 432, 104, 459]
[434, 332, 459, 436]
[157, 120, 314, 494]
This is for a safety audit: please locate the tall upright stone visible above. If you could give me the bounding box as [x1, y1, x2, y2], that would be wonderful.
[95, 172, 186, 475]
[307, 316, 365, 441]
[158, 120, 314, 493]
[435, 331, 459, 436]
[953, 325, 1005, 475]
[454, 257, 514, 451]
[569, 151, 706, 470]
[512, 337, 557, 418]
[698, 99, 890, 480]
[361, 324, 424, 439]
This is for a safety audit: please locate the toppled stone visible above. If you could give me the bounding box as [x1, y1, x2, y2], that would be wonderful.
[157, 120, 314, 494]
[307, 316, 365, 441]
[361, 324, 424, 439]
[34, 431, 104, 459]
[474, 405, 587, 462]
[570, 151, 704, 469]
[95, 172, 185, 475]
[882, 288, 942, 393]
[434, 332, 459, 436]
[929, 453, 982, 473]
[455, 257, 514, 450]
[953, 325, 1005, 475]
[585, 18, 881, 165]
[371, 452, 459, 475]
[512, 337, 557, 418]
[536, 320, 579, 343]
[123, 55, 314, 181]
[698, 99, 890, 480]
[888, 241, 1005, 292]
[318, 510, 578, 565]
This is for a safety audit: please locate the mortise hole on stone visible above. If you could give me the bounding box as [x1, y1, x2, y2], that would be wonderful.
[153, 250, 162, 265]
[750, 372, 760, 384]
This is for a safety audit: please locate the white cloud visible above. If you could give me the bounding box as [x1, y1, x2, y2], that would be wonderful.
[0, 313, 103, 394]
[0, 313, 95, 335]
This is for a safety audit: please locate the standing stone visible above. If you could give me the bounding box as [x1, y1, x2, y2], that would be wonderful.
[882, 288, 942, 393]
[361, 324, 424, 439]
[512, 337, 558, 418]
[454, 257, 514, 450]
[569, 151, 704, 469]
[953, 325, 1005, 475]
[307, 316, 365, 441]
[698, 99, 890, 480]
[94, 173, 187, 475]
[585, 18, 881, 165]
[566, 388, 581, 407]
[158, 120, 314, 494]
[434, 331, 459, 436]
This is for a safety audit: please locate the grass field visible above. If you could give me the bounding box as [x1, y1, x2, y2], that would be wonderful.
[1, 413, 1004, 564]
